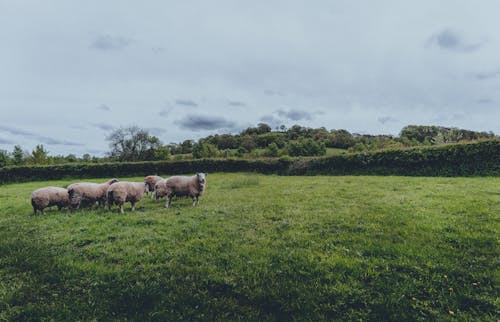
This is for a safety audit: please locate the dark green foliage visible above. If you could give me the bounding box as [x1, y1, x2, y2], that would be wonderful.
[0, 150, 8, 168]
[400, 125, 494, 144]
[192, 142, 220, 159]
[286, 138, 326, 157]
[291, 139, 500, 176]
[0, 140, 498, 184]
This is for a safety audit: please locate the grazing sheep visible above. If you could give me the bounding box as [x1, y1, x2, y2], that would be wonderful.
[107, 181, 148, 213]
[31, 187, 70, 215]
[67, 178, 119, 210]
[154, 178, 168, 201]
[163, 173, 207, 208]
[144, 175, 163, 199]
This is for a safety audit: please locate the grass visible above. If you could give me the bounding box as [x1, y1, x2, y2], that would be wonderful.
[0, 173, 498, 321]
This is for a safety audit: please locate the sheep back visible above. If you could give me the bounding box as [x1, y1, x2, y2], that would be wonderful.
[31, 187, 69, 213]
[107, 181, 147, 205]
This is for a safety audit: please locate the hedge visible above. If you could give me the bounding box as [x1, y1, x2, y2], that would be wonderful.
[288, 139, 500, 176]
[0, 140, 498, 184]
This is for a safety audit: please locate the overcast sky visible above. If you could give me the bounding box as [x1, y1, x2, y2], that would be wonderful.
[1, 1, 499, 156]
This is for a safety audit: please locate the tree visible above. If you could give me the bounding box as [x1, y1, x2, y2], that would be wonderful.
[0, 150, 9, 167]
[106, 126, 165, 161]
[12, 145, 25, 165]
[31, 145, 48, 164]
[192, 142, 219, 159]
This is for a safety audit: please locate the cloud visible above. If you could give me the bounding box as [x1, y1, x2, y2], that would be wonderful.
[476, 98, 494, 104]
[377, 116, 398, 124]
[37, 137, 84, 146]
[260, 115, 283, 127]
[148, 127, 166, 136]
[276, 109, 314, 121]
[264, 89, 285, 96]
[71, 125, 87, 130]
[0, 137, 15, 144]
[159, 107, 174, 117]
[473, 69, 500, 80]
[178, 115, 236, 131]
[427, 29, 483, 53]
[175, 99, 198, 107]
[97, 104, 111, 111]
[228, 100, 247, 107]
[152, 46, 165, 53]
[90, 34, 132, 51]
[0, 125, 36, 137]
[92, 123, 113, 131]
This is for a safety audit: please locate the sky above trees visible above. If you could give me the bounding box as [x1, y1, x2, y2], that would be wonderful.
[1, 1, 499, 156]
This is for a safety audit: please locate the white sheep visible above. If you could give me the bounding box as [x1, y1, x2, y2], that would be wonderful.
[162, 173, 207, 208]
[67, 178, 119, 210]
[144, 175, 163, 199]
[31, 187, 70, 215]
[106, 181, 148, 213]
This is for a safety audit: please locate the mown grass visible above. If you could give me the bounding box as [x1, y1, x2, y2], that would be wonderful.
[0, 173, 498, 321]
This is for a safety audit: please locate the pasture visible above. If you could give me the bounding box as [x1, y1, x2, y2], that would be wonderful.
[0, 173, 498, 321]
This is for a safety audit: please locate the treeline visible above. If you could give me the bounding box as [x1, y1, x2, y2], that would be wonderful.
[169, 124, 495, 159]
[0, 124, 495, 167]
[0, 140, 498, 184]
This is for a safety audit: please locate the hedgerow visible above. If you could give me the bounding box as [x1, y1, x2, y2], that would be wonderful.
[0, 140, 498, 183]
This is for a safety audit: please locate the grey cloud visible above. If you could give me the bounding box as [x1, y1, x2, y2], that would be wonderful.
[428, 29, 483, 53]
[476, 98, 494, 104]
[228, 100, 247, 107]
[178, 115, 236, 131]
[38, 137, 84, 146]
[159, 107, 174, 117]
[90, 34, 132, 51]
[0, 125, 82, 146]
[0, 125, 36, 137]
[0, 137, 15, 144]
[97, 104, 111, 111]
[71, 125, 87, 130]
[276, 109, 313, 121]
[264, 89, 285, 96]
[175, 99, 198, 107]
[473, 69, 500, 80]
[378, 116, 398, 124]
[152, 46, 165, 53]
[260, 115, 283, 127]
[148, 127, 166, 136]
[92, 123, 113, 131]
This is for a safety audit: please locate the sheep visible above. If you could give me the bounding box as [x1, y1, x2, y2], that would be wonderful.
[106, 181, 148, 213]
[144, 175, 163, 199]
[67, 178, 119, 210]
[162, 173, 207, 208]
[31, 186, 70, 215]
[154, 178, 168, 201]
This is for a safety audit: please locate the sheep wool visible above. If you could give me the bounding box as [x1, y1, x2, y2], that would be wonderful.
[31, 186, 70, 215]
[164, 173, 207, 208]
[67, 178, 119, 210]
[144, 175, 163, 199]
[107, 181, 148, 213]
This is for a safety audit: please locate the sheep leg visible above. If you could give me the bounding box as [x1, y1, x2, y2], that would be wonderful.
[165, 196, 172, 208]
[120, 204, 124, 214]
[33, 208, 37, 216]
[131, 202, 136, 211]
[192, 197, 196, 206]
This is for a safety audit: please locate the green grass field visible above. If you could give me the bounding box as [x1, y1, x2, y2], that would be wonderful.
[0, 174, 498, 321]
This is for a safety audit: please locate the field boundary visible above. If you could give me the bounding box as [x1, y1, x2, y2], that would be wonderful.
[0, 140, 498, 183]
